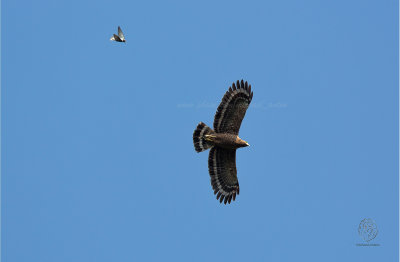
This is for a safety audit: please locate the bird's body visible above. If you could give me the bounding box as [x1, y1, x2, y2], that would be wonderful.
[110, 26, 126, 42]
[193, 80, 253, 204]
[203, 133, 249, 150]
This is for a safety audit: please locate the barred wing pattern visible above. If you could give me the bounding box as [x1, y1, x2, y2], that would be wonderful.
[208, 147, 239, 204]
[213, 80, 253, 135]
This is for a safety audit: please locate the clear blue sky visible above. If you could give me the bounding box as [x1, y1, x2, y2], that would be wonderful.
[2, 0, 398, 261]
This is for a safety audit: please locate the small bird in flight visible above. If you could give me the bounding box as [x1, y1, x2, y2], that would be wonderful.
[110, 26, 126, 43]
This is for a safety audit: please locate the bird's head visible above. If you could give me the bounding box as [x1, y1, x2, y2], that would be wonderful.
[236, 136, 250, 148]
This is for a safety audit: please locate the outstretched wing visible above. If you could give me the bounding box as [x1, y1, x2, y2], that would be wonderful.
[213, 80, 253, 134]
[208, 147, 239, 204]
[118, 26, 125, 41]
[111, 34, 121, 42]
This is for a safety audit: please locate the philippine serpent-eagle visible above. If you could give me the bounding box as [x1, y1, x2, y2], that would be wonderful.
[193, 80, 253, 204]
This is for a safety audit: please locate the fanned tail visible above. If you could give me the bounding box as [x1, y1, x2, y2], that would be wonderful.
[193, 122, 214, 152]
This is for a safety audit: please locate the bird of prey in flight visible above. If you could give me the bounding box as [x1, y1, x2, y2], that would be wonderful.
[193, 80, 253, 204]
[110, 26, 126, 42]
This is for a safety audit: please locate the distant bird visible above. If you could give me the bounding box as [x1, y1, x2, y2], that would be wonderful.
[193, 80, 253, 204]
[110, 26, 126, 42]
